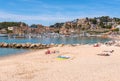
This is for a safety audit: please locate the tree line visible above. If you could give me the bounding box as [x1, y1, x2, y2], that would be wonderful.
[0, 22, 27, 29]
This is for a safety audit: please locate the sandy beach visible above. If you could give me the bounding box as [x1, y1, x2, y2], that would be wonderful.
[0, 44, 120, 81]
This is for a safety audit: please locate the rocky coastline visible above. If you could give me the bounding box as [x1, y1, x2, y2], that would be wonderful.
[0, 42, 66, 49]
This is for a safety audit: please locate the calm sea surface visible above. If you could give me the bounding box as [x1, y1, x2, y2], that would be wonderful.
[0, 37, 111, 56]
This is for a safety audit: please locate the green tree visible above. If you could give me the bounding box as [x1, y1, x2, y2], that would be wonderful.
[0, 22, 27, 29]
[105, 25, 112, 29]
[113, 28, 119, 32]
[90, 19, 97, 24]
[99, 22, 105, 28]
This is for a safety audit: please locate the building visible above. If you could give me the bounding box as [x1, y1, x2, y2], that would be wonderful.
[116, 25, 120, 29]
[8, 27, 14, 31]
[0, 29, 7, 34]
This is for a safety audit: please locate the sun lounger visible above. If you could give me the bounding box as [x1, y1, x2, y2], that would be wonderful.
[103, 50, 114, 53]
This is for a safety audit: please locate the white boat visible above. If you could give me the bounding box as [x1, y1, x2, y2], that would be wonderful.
[0, 34, 8, 37]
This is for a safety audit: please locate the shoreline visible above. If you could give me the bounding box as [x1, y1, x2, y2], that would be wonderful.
[0, 36, 117, 60]
[0, 38, 117, 59]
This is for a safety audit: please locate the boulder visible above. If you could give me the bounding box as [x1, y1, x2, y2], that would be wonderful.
[15, 44, 22, 48]
[38, 44, 44, 49]
[21, 43, 26, 48]
[55, 44, 58, 47]
[0, 43, 3, 47]
[58, 44, 64, 47]
[2, 43, 8, 47]
[50, 43, 55, 47]
[41, 44, 47, 49]
[36, 44, 41, 47]
[46, 44, 50, 48]
[9, 43, 16, 48]
[25, 43, 31, 48]
[30, 44, 35, 48]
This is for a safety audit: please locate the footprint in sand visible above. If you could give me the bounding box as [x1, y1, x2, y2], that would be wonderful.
[14, 63, 36, 80]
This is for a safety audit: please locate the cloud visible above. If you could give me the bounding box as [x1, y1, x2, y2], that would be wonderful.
[0, 11, 74, 22]
[1, 0, 120, 25]
[0, 10, 110, 22]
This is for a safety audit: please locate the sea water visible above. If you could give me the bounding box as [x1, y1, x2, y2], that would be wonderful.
[0, 37, 111, 56]
[0, 48, 28, 57]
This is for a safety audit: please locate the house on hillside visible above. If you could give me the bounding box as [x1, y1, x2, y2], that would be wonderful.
[0, 29, 7, 34]
[8, 26, 29, 35]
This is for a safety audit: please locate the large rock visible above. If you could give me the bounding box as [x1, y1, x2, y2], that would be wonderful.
[55, 44, 58, 47]
[15, 44, 22, 48]
[9, 43, 16, 48]
[36, 44, 41, 47]
[30, 44, 35, 48]
[50, 43, 55, 47]
[21, 43, 26, 48]
[41, 44, 47, 49]
[25, 43, 31, 48]
[38, 44, 44, 49]
[58, 44, 64, 47]
[46, 44, 50, 48]
[0, 43, 3, 47]
[2, 43, 8, 47]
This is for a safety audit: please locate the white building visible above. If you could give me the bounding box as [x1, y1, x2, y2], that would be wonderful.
[116, 25, 120, 29]
[8, 27, 14, 31]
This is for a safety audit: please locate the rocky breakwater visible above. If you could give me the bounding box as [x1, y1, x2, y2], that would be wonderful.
[0, 42, 51, 49]
[0, 42, 82, 49]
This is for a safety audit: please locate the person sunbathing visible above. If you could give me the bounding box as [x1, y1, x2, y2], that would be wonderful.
[110, 50, 114, 53]
[97, 50, 114, 56]
[45, 49, 51, 54]
[103, 50, 114, 53]
[93, 43, 100, 47]
[45, 49, 59, 54]
[97, 53, 110, 56]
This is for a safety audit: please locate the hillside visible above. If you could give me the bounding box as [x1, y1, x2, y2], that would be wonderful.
[50, 16, 120, 34]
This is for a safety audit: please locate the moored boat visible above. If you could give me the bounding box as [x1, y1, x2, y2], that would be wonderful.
[0, 34, 8, 37]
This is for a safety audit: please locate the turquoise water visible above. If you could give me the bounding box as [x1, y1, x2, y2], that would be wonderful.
[0, 37, 111, 56]
[0, 37, 110, 44]
[0, 48, 28, 57]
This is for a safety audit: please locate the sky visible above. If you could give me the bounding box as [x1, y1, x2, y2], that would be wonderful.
[0, 0, 120, 26]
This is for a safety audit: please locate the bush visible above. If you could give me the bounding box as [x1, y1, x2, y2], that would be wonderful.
[113, 28, 119, 32]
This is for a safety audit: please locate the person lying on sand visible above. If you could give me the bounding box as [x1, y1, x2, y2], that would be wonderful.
[45, 49, 51, 54]
[103, 50, 114, 53]
[97, 50, 114, 56]
[97, 53, 110, 56]
[45, 49, 59, 54]
[93, 43, 100, 47]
